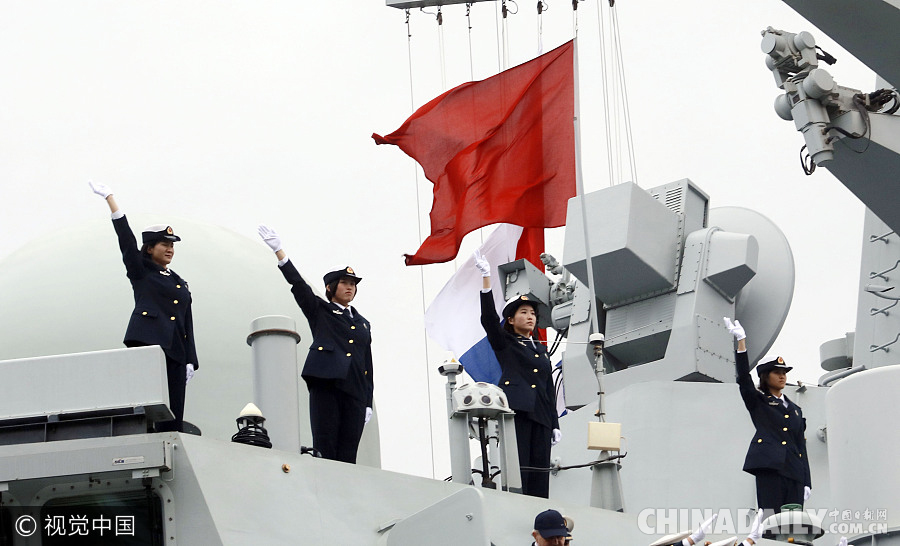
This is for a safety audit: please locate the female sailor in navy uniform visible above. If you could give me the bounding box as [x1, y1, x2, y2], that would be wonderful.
[259, 225, 373, 463]
[474, 250, 560, 498]
[90, 181, 198, 432]
[724, 317, 811, 513]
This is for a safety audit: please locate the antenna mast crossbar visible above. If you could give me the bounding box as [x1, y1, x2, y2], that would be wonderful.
[388, 0, 494, 9]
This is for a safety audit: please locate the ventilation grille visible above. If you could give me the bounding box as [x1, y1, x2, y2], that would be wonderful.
[664, 186, 684, 214]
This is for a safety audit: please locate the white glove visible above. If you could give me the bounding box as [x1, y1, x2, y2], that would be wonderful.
[723, 317, 746, 341]
[804, 485, 811, 501]
[473, 249, 491, 278]
[690, 513, 717, 544]
[88, 179, 112, 199]
[257, 224, 283, 253]
[551, 428, 561, 446]
[837, 537, 848, 546]
[186, 363, 195, 384]
[747, 509, 764, 542]
[365, 407, 373, 424]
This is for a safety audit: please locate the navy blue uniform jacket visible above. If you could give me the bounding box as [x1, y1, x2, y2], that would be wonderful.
[480, 291, 558, 430]
[279, 260, 373, 407]
[114, 215, 198, 368]
[736, 351, 810, 487]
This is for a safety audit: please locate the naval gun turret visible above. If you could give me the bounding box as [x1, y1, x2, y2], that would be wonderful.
[491, 178, 793, 409]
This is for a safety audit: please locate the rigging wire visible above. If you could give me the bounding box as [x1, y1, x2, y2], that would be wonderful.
[501, 1, 510, 69]
[403, 8, 438, 480]
[466, 3, 475, 82]
[610, 5, 622, 182]
[593, 0, 616, 187]
[435, 7, 448, 91]
[571, 0, 579, 36]
[466, 2, 486, 246]
[610, 4, 638, 185]
[594, 0, 637, 186]
[433, 6, 455, 264]
[494, 0, 503, 73]
[536, 1, 547, 54]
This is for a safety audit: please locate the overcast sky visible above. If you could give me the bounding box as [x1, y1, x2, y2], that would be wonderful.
[0, 1, 875, 478]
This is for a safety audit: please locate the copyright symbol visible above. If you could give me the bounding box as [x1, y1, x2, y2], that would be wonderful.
[15, 515, 37, 537]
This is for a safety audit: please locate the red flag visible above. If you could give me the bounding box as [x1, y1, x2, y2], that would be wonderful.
[516, 227, 545, 271]
[373, 40, 576, 266]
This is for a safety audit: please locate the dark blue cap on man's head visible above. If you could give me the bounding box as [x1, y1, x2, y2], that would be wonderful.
[756, 356, 792, 376]
[534, 509, 568, 538]
[323, 266, 362, 287]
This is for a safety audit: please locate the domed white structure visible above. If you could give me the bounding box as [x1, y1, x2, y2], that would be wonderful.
[0, 215, 380, 465]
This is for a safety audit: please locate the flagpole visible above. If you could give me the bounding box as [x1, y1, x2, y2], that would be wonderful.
[573, 38, 602, 345]
[574, 40, 623, 512]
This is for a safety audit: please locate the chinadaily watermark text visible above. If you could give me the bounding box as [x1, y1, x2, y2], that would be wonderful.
[637, 507, 889, 536]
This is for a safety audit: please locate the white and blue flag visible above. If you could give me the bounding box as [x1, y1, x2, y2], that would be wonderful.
[424, 224, 523, 383]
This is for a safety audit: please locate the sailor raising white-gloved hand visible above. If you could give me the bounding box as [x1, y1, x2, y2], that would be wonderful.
[686, 513, 718, 545]
[724, 317, 746, 341]
[88, 179, 113, 199]
[473, 249, 491, 278]
[742, 509, 765, 546]
[258, 224, 283, 253]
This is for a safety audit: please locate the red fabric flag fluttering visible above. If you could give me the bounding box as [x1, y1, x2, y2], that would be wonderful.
[373, 40, 576, 266]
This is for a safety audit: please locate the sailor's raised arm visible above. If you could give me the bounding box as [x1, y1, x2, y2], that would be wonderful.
[258, 224, 287, 262]
[89, 179, 121, 216]
[724, 317, 746, 353]
[725, 316, 758, 407]
[91, 181, 147, 279]
[474, 248, 491, 290]
[258, 224, 320, 319]
[686, 513, 717, 546]
[476, 250, 509, 353]
[740, 509, 764, 546]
